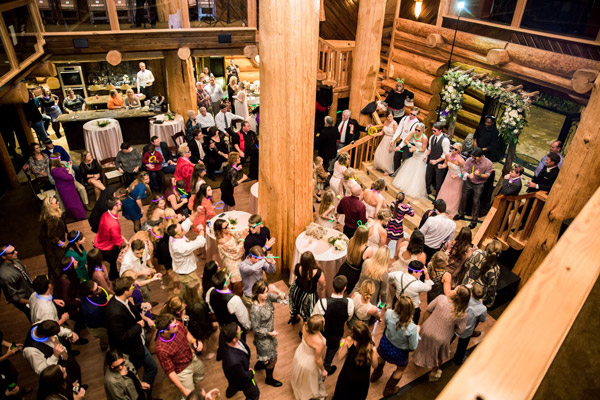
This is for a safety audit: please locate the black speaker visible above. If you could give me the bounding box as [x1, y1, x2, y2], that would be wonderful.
[73, 39, 88, 48]
[218, 34, 232, 44]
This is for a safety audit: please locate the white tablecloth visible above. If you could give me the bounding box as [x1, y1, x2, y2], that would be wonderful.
[249, 182, 259, 215]
[83, 118, 123, 162]
[150, 114, 185, 146]
[290, 227, 348, 297]
[206, 210, 252, 264]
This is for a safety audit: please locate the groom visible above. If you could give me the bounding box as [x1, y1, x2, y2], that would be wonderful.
[425, 121, 450, 197]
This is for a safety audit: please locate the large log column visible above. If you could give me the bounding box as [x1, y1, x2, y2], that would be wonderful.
[164, 50, 196, 116]
[259, 0, 319, 272]
[349, 0, 387, 125]
[513, 75, 600, 283]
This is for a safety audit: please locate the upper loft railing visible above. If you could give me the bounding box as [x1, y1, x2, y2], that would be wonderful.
[317, 38, 354, 92]
[473, 191, 549, 251]
[35, 0, 257, 33]
[437, 185, 600, 400]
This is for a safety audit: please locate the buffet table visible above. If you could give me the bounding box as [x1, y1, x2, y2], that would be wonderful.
[56, 109, 157, 151]
[290, 227, 348, 297]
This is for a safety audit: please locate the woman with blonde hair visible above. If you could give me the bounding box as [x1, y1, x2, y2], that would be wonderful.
[220, 151, 248, 210]
[124, 88, 141, 109]
[174, 143, 195, 193]
[427, 251, 452, 304]
[370, 296, 420, 396]
[332, 320, 378, 400]
[352, 246, 391, 306]
[461, 239, 502, 307]
[228, 76, 238, 114]
[336, 225, 373, 293]
[291, 315, 328, 400]
[391, 122, 429, 198]
[349, 279, 379, 327]
[317, 190, 336, 229]
[329, 152, 349, 204]
[367, 208, 392, 250]
[413, 285, 470, 381]
[121, 171, 150, 232]
[342, 167, 360, 195]
[39, 195, 67, 279]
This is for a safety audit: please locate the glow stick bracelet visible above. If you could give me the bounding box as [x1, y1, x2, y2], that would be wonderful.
[214, 201, 225, 209]
[63, 257, 74, 271]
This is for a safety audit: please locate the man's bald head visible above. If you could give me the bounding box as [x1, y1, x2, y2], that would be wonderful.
[351, 185, 362, 197]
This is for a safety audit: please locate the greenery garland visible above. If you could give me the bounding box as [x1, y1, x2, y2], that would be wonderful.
[440, 70, 532, 146]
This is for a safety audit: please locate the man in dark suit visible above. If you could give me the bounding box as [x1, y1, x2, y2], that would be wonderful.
[187, 129, 205, 164]
[527, 152, 560, 193]
[232, 121, 256, 164]
[145, 136, 176, 174]
[336, 109, 367, 149]
[218, 322, 259, 400]
[315, 115, 339, 171]
[105, 276, 157, 397]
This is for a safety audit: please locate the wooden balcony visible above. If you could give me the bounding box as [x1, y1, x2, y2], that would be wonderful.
[317, 38, 354, 93]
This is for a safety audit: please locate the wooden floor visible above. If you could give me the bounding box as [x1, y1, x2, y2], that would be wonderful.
[1, 180, 495, 399]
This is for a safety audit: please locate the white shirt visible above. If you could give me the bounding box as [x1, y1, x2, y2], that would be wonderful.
[388, 271, 433, 308]
[215, 111, 244, 133]
[195, 112, 215, 128]
[169, 218, 206, 275]
[136, 69, 155, 90]
[195, 139, 206, 160]
[23, 334, 65, 375]
[205, 287, 251, 330]
[338, 119, 350, 143]
[311, 293, 354, 320]
[119, 247, 151, 276]
[205, 83, 224, 103]
[392, 115, 420, 142]
[29, 293, 73, 337]
[421, 214, 456, 249]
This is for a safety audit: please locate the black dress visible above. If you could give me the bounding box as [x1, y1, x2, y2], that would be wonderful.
[156, 235, 173, 270]
[332, 344, 371, 400]
[227, 85, 236, 114]
[220, 165, 240, 207]
[336, 247, 366, 294]
[288, 264, 322, 321]
[79, 159, 103, 182]
[203, 135, 228, 177]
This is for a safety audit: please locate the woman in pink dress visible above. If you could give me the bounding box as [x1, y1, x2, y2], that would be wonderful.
[436, 143, 465, 216]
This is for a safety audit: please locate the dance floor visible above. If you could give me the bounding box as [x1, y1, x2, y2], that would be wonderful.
[0, 181, 495, 399]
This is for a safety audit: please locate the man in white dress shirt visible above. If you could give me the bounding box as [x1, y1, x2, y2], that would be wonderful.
[167, 209, 205, 291]
[136, 62, 155, 99]
[120, 239, 157, 302]
[391, 107, 421, 173]
[195, 106, 216, 135]
[420, 199, 456, 262]
[214, 104, 244, 136]
[205, 77, 224, 116]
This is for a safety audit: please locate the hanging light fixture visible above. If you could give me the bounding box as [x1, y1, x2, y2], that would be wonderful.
[414, 1, 423, 19]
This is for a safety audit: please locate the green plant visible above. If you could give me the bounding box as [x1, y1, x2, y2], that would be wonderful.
[96, 120, 111, 128]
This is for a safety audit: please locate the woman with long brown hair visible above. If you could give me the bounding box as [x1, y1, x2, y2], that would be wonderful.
[79, 150, 105, 201]
[162, 174, 188, 215]
[370, 295, 420, 395]
[352, 246, 391, 307]
[39, 196, 67, 279]
[332, 320, 378, 400]
[390, 228, 427, 272]
[335, 225, 373, 294]
[121, 171, 150, 232]
[461, 240, 502, 307]
[288, 251, 326, 324]
[442, 226, 476, 275]
[220, 151, 248, 210]
[413, 285, 470, 381]
[317, 189, 336, 229]
[181, 284, 218, 360]
[214, 218, 249, 296]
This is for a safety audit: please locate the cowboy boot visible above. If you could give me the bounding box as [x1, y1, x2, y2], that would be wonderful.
[370, 361, 385, 383]
[383, 377, 401, 397]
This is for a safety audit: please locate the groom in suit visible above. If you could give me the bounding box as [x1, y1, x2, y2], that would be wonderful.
[425, 121, 451, 197]
[219, 322, 260, 400]
[105, 276, 157, 397]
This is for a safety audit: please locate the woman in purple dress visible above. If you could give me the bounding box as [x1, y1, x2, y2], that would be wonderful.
[49, 153, 86, 220]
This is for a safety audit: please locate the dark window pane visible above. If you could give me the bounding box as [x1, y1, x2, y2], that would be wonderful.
[0, 39, 11, 78]
[455, 0, 517, 25]
[2, 6, 38, 65]
[521, 0, 600, 39]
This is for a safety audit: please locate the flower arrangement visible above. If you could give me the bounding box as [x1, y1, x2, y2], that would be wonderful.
[327, 234, 348, 251]
[440, 70, 473, 124]
[228, 217, 238, 227]
[96, 120, 111, 128]
[165, 112, 174, 121]
[305, 223, 327, 240]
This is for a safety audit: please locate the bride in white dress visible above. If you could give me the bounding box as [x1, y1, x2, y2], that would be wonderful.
[373, 113, 397, 174]
[392, 122, 428, 198]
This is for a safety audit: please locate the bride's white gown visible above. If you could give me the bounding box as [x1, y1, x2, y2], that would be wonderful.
[392, 139, 428, 198]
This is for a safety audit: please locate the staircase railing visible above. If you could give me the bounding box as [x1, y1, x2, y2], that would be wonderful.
[338, 123, 384, 170]
[473, 191, 549, 250]
[317, 38, 355, 90]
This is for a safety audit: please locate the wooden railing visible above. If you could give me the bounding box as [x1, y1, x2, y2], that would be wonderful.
[437, 186, 600, 400]
[473, 191, 548, 250]
[338, 123, 384, 170]
[317, 38, 355, 90]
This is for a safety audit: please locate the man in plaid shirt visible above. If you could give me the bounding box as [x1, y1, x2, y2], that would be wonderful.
[155, 313, 204, 398]
[196, 82, 212, 114]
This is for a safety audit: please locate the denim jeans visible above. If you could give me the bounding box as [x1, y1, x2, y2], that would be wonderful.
[31, 120, 48, 141]
[142, 346, 157, 387]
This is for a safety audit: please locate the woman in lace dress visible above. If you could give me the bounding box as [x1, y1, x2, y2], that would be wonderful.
[215, 218, 249, 296]
[392, 122, 428, 198]
[373, 112, 397, 174]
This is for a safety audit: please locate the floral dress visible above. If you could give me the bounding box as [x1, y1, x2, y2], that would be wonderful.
[462, 249, 500, 307]
[250, 294, 281, 362]
[217, 231, 246, 283]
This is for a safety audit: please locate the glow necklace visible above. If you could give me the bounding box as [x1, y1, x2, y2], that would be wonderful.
[108, 211, 118, 220]
[30, 327, 49, 342]
[407, 265, 425, 273]
[35, 293, 53, 301]
[150, 227, 163, 239]
[232, 165, 241, 171]
[86, 287, 109, 307]
[413, 131, 423, 141]
[158, 332, 177, 343]
[509, 176, 522, 183]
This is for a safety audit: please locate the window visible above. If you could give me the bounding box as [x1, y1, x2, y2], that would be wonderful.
[451, 0, 518, 25]
[0, 40, 11, 78]
[521, 0, 600, 39]
[2, 5, 38, 65]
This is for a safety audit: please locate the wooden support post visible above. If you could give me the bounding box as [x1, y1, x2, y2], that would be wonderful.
[0, 133, 19, 188]
[248, 0, 257, 27]
[349, 0, 387, 125]
[328, 92, 339, 120]
[259, 0, 319, 272]
[105, 0, 120, 31]
[180, 0, 190, 28]
[164, 50, 196, 116]
[513, 75, 600, 284]
[15, 104, 35, 145]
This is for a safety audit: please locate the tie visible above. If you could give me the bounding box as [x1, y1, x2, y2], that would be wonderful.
[432, 136, 438, 147]
[13, 262, 32, 285]
[339, 121, 346, 142]
[224, 114, 229, 129]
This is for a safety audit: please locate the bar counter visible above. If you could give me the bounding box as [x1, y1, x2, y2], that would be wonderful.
[56, 109, 158, 151]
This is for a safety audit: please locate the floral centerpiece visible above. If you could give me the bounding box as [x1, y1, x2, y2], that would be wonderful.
[327, 234, 348, 251]
[165, 112, 174, 121]
[96, 120, 111, 128]
[305, 223, 327, 240]
[228, 217, 238, 227]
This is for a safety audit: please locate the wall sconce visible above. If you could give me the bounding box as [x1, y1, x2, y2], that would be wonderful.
[414, 1, 423, 19]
